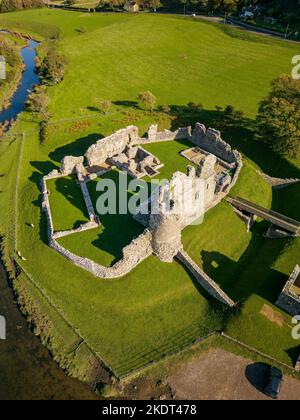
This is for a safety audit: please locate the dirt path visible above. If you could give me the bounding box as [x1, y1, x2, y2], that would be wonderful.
[168, 348, 300, 400]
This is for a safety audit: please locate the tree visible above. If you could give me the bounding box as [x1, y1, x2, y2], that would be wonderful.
[187, 102, 203, 112]
[0, 0, 44, 12]
[26, 86, 49, 116]
[137, 91, 156, 111]
[256, 75, 300, 158]
[96, 99, 111, 114]
[180, 0, 199, 14]
[147, 0, 161, 11]
[40, 47, 67, 85]
[223, 104, 244, 124]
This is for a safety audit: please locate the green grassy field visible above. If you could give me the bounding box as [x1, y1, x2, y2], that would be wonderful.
[0, 9, 299, 377]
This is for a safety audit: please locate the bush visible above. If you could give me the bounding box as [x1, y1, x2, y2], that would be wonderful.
[26, 85, 49, 116]
[187, 102, 203, 112]
[40, 47, 67, 85]
[137, 90, 156, 111]
[96, 99, 111, 114]
[39, 120, 49, 144]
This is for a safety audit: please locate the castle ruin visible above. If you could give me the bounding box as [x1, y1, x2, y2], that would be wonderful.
[41, 122, 242, 307]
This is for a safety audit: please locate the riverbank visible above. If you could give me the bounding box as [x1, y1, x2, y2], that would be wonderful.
[0, 260, 99, 399]
[0, 33, 24, 119]
[0, 33, 40, 130]
[0, 29, 102, 400]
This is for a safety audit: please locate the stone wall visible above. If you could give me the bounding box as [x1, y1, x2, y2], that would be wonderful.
[276, 265, 300, 316]
[78, 180, 98, 222]
[146, 124, 191, 143]
[85, 125, 141, 167]
[52, 221, 99, 239]
[257, 171, 300, 189]
[191, 123, 238, 164]
[61, 156, 85, 176]
[40, 178, 54, 241]
[176, 250, 235, 307]
[50, 229, 152, 279]
[40, 122, 243, 290]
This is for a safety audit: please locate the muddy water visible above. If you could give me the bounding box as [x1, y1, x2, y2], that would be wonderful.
[0, 263, 99, 400]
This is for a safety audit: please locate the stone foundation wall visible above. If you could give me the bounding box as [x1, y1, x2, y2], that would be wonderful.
[176, 250, 235, 307]
[50, 229, 152, 279]
[61, 156, 85, 176]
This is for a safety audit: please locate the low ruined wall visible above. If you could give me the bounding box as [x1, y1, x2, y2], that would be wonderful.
[257, 171, 300, 189]
[191, 123, 238, 164]
[176, 250, 235, 307]
[79, 180, 97, 221]
[146, 124, 191, 143]
[52, 221, 99, 239]
[40, 178, 54, 241]
[51, 229, 153, 279]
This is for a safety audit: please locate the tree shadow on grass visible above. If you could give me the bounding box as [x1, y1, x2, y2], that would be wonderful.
[113, 100, 139, 109]
[86, 106, 100, 113]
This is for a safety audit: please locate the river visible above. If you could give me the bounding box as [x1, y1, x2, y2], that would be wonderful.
[0, 35, 98, 400]
[0, 36, 40, 126]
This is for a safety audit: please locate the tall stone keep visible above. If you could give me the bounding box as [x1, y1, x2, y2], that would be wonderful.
[149, 182, 183, 263]
[150, 212, 183, 263]
[197, 154, 217, 208]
